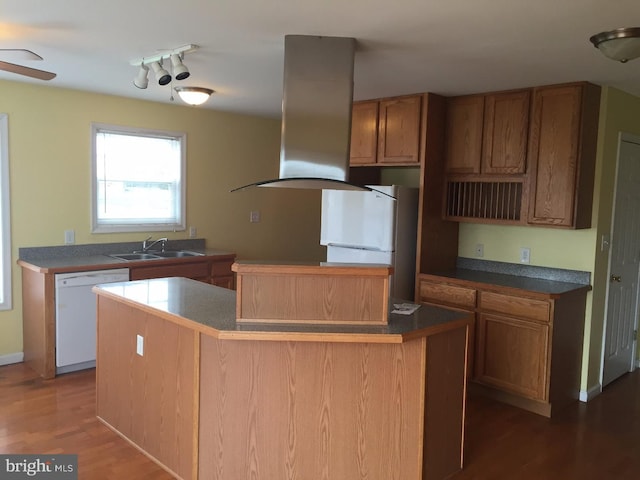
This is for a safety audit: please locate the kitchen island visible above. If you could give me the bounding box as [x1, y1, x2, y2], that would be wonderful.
[94, 264, 471, 480]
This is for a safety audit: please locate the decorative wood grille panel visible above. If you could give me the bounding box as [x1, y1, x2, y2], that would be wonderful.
[446, 181, 523, 221]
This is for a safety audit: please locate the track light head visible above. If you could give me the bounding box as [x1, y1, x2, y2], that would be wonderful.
[170, 54, 190, 80]
[133, 64, 149, 89]
[149, 61, 171, 86]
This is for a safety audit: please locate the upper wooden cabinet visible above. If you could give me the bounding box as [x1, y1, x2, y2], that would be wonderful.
[445, 90, 530, 176]
[444, 95, 484, 174]
[443, 82, 600, 229]
[349, 94, 422, 166]
[482, 90, 530, 175]
[349, 100, 379, 165]
[527, 82, 601, 228]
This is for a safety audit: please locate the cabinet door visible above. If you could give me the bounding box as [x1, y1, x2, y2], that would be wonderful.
[377, 95, 422, 164]
[350, 101, 379, 165]
[482, 90, 530, 175]
[475, 313, 549, 401]
[527, 84, 598, 227]
[211, 259, 235, 290]
[445, 95, 484, 174]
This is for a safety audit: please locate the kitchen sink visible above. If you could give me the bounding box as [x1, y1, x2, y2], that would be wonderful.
[109, 251, 204, 261]
[109, 253, 164, 261]
[152, 250, 203, 258]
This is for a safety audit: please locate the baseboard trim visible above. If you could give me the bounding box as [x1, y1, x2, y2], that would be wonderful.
[0, 352, 24, 366]
[579, 383, 602, 402]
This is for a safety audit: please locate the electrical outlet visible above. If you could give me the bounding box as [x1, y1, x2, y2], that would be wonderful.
[64, 229, 75, 245]
[475, 243, 484, 258]
[250, 210, 261, 223]
[520, 247, 531, 264]
[188, 226, 197, 238]
[136, 335, 144, 356]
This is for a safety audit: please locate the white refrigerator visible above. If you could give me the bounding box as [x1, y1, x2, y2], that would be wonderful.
[320, 185, 419, 300]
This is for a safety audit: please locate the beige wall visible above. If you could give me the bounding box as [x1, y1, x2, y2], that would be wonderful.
[458, 86, 640, 393]
[0, 80, 324, 359]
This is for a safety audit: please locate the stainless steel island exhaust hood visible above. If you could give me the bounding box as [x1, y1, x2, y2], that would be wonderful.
[232, 35, 377, 193]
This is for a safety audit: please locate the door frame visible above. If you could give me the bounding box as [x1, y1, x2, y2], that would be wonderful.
[600, 131, 640, 386]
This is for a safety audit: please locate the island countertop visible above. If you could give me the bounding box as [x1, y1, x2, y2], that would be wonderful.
[94, 276, 471, 344]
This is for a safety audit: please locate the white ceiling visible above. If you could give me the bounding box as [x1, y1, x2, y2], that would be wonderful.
[1, 0, 639, 118]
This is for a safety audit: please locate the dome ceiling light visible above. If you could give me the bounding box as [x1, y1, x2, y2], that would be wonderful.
[590, 27, 640, 63]
[174, 87, 214, 106]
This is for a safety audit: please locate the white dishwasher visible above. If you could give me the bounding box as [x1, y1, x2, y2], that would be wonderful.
[55, 268, 130, 374]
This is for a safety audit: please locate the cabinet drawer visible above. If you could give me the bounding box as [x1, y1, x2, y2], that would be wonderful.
[479, 291, 549, 322]
[211, 260, 234, 276]
[131, 262, 210, 281]
[419, 280, 476, 309]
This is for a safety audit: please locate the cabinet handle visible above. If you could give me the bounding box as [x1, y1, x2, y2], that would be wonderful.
[610, 275, 622, 283]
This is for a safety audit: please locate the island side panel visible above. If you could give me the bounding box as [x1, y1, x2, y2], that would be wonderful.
[199, 336, 426, 480]
[96, 296, 197, 480]
[21, 267, 56, 378]
[423, 324, 468, 480]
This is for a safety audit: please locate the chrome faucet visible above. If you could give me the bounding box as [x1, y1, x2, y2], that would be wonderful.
[141, 236, 168, 252]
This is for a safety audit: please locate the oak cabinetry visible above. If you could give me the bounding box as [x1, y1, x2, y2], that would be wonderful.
[482, 90, 530, 175]
[416, 273, 589, 417]
[349, 94, 422, 166]
[527, 82, 601, 228]
[443, 82, 600, 228]
[129, 256, 236, 288]
[444, 95, 485, 174]
[349, 100, 379, 165]
[444, 90, 530, 176]
[475, 292, 551, 401]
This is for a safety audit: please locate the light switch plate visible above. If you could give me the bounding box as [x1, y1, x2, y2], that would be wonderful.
[188, 226, 197, 238]
[475, 243, 484, 258]
[64, 229, 75, 245]
[520, 247, 531, 264]
[250, 210, 261, 223]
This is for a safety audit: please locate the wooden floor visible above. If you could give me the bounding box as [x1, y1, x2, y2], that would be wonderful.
[1, 363, 639, 479]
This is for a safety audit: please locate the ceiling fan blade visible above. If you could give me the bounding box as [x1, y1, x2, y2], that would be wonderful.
[0, 49, 43, 61]
[0, 61, 56, 81]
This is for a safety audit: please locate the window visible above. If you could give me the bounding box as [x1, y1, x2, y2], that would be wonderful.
[91, 123, 186, 233]
[0, 114, 11, 310]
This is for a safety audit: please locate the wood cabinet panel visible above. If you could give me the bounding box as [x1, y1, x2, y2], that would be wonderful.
[349, 100, 379, 165]
[130, 261, 210, 281]
[377, 95, 422, 164]
[445, 95, 484, 174]
[527, 83, 600, 228]
[475, 313, 549, 401]
[419, 279, 476, 309]
[479, 291, 550, 322]
[96, 296, 197, 480]
[482, 90, 530, 174]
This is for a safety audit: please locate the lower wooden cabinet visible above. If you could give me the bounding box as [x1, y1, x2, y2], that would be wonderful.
[417, 274, 588, 417]
[475, 313, 549, 401]
[130, 255, 236, 289]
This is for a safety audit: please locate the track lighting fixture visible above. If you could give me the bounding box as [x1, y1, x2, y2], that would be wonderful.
[174, 86, 214, 106]
[133, 64, 149, 89]
[131, 45, 212, 106]
[170, 54, 190, 80]
[149, 61, 171, 86]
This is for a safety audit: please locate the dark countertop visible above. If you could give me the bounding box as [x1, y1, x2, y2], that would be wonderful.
[18, 248, 236, 274]
[421, 268, 591, 298]
[94, 277, 471, 344]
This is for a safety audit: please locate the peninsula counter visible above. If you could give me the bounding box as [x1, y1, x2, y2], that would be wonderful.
[94, 275, 471, 480]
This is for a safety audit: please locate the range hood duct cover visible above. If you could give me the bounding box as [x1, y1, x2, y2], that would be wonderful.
[232, 35, 374, 193]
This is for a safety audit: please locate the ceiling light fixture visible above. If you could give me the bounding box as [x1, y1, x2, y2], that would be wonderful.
[133, 64, 149, 89]
[590, 27, 640, 63]
[149, 61, 171, 86]
[170, 54, 190, 80]
[174, 86, 214, 106]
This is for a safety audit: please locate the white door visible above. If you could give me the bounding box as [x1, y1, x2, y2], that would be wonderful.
[603, 137, 640, 386]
